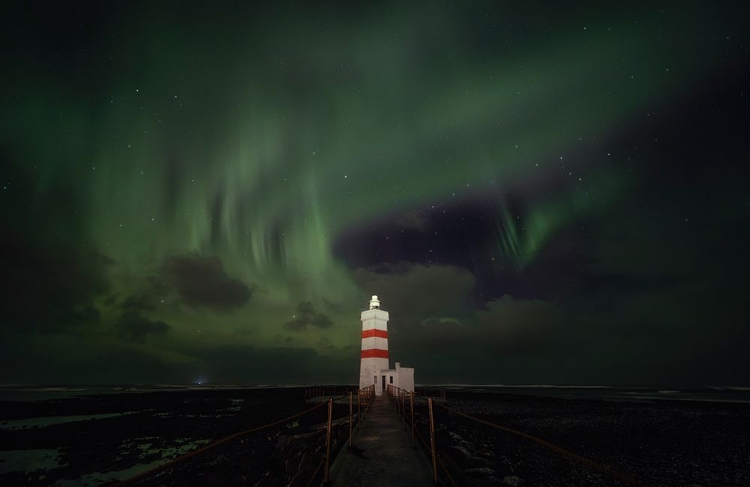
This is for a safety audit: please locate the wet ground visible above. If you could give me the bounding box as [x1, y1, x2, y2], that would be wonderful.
[3, 388, 749, 486]
[415, 391, 750, 486]
[0, 387, 351, 486]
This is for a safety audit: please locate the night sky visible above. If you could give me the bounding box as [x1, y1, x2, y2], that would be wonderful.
[2, 1, 748, 386]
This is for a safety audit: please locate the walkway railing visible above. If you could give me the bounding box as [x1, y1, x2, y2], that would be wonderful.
[386, 385, 647, 487]
[112, 384, 375, 486]
[304, 386, 356, 399]
[414, 387, 447, 399]
[107, 384, 645, 486]
[386, 385, 454, 485]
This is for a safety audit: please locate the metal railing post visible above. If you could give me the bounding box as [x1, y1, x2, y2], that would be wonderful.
[324, 397, 333, 484]
[348, 392, 353, 448]
[402, 391, 406, 429]
[410, 392, 415, 448]
[428, 397, 438, 484]
[357, 389, 361, 428]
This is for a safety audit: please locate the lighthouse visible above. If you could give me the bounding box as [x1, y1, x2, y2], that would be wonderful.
[359, 295, 415, 395]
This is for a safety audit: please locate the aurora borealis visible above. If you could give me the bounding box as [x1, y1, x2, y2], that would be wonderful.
[1, 1, 748, 386]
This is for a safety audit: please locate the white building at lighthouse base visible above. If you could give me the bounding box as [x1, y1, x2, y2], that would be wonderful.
[381, 361, 414, 394]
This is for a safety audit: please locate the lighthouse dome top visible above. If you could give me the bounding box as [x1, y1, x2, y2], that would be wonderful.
[369, 295, 381, 309]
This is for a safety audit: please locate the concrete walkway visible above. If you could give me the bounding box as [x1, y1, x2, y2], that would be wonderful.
[327, 396, 434, 486]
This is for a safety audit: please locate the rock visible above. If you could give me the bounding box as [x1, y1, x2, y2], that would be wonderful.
[465, 466, 496, 476]
[450, 444, 472, 460]
[464, 455, 492, 468]
[502, 475, 523, 486]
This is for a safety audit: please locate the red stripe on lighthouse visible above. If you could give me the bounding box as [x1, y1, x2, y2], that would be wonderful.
[361, 329, 388, 339]
[361, 349, 389, 359]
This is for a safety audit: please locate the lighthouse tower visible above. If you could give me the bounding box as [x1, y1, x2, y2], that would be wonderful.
[359, 295, 390, 395]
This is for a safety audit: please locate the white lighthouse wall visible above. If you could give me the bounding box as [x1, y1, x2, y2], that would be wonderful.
[361, 319, 389, 332]
[359, 357, 389, 393]
[360, 337, 389, 350]
[360, 309, 390, 325]
[360, 307, 390, 395]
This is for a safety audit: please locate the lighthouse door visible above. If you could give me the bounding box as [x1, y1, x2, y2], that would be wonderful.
[381, 375, 386, 392]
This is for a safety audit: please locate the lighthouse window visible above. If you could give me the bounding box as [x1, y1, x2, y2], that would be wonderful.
[389, 376, 393, 384]
[374, 375, 377, 384]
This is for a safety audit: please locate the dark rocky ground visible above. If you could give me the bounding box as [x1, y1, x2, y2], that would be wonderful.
[412, 391, 750, 487]
[0, 387, 354, 486]
[4, 388, 748, 486]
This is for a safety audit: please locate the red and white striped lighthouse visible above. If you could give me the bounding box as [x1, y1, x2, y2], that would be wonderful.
[359, 295, 390, 395]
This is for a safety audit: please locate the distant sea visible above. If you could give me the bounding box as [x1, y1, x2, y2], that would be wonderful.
[1, 383, 749, 403]
[0, 384, 306, 402]
[439, 384, 750, 403]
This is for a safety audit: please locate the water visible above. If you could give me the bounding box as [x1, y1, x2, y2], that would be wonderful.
[2, 383, 749, 403]
[0, 412, 137, 430]
[438, 384, 750, 403]
[0, 384, 290, 401]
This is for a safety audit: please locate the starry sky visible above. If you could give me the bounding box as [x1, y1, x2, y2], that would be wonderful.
[1, 1, 748, 386]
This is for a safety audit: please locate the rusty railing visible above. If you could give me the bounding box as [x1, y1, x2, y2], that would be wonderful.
[388, 384, 648, 487]
[111, 385, 375, 486]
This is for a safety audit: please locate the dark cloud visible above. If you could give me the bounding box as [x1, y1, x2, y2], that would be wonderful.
[99, 271, 175, 343]
[117, 313, 170, 344]
[284, 301, 334, 331]
[58, 306, 102, 329]
[189, 344, 356, 384]
[162, 255, 252, 311]
[0, 333, 183, 385]
[351, 262, 476, 330]
[120, 294, 159, 314]
[386, 291, 567, 372]
[394, 210, 430, 232]
[348, 261, 750, 386]
[0, 225, 111, 334]
[320, 297, 343, 313]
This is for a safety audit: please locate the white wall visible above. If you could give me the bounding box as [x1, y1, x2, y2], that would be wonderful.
[396, 367, 415, 393]
[360, 337, 388, 350]
[359, 358, 389, 394]
[360, 309, 390, 325]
